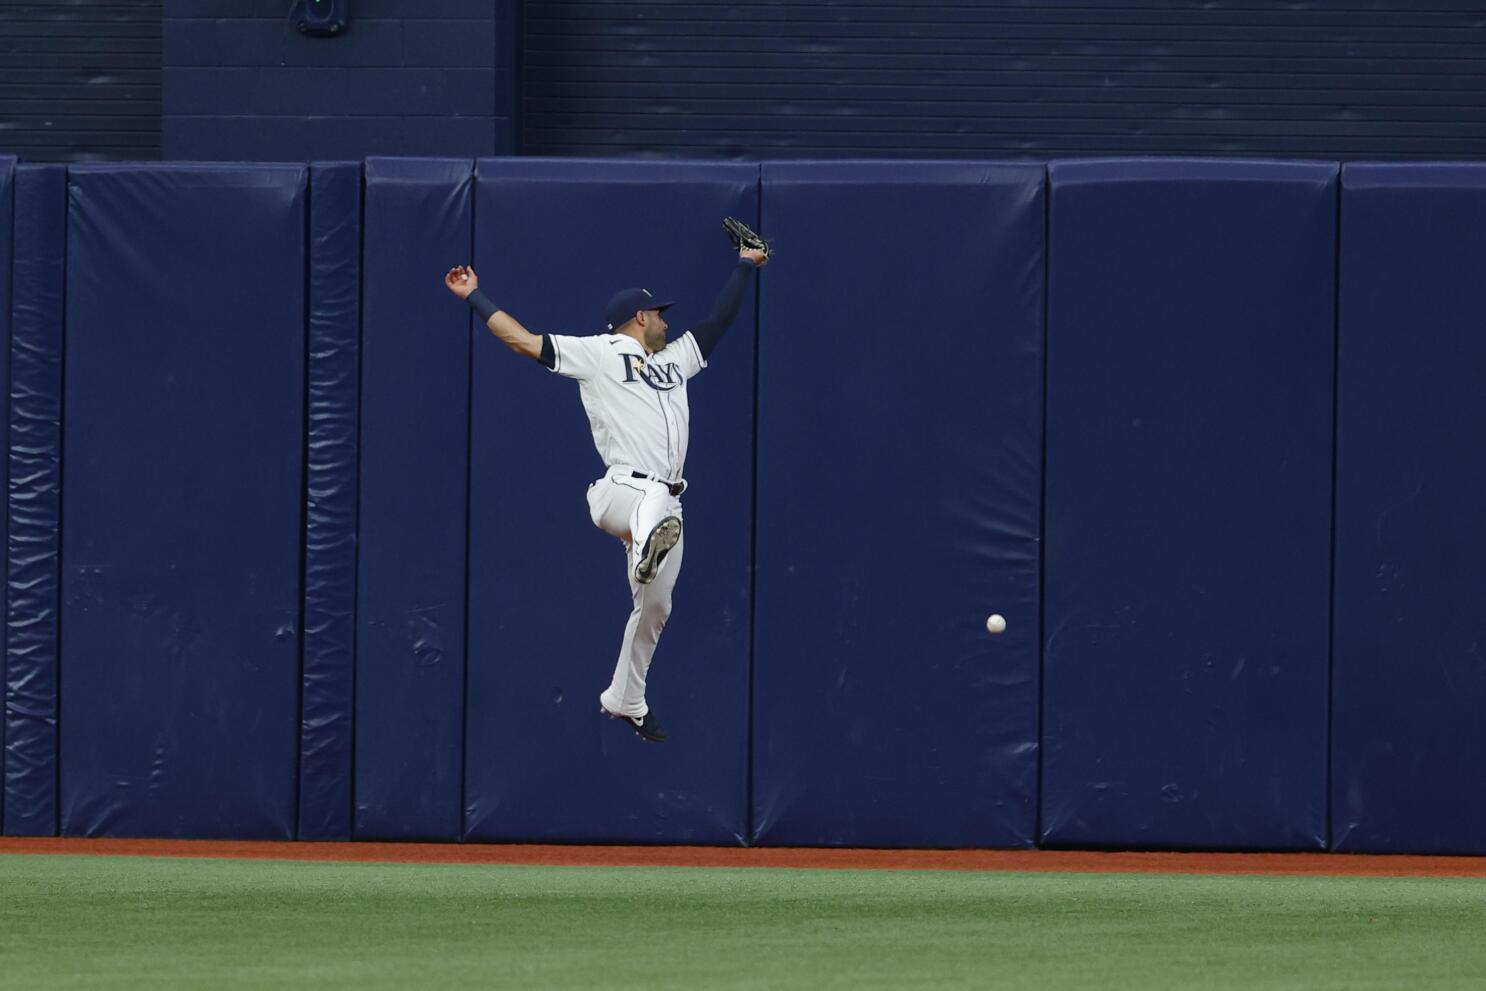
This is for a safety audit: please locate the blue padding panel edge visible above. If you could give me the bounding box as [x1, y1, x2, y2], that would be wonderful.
[60, 164, 307, 838]
[753, 161, 1045, 848]
[1042, 158, 1336, 850]
[5, 163, 63, 837]
[355, 157, 471, 841]
[463, 158, 758, 843]
[1331, 163, 1486, 854]
[298, 162, 362, 841]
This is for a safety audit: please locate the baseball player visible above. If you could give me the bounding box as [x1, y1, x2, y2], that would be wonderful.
[443, 223, 768, 743]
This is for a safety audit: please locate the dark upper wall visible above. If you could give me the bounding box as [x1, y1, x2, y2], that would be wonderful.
[0, 0, 161, 162]
[12, 2, 1486, 164]
[522, 0, 1486, 160]
[162, 0, 514, 161]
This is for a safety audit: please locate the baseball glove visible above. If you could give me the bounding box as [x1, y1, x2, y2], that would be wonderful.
[723, 216, 771, 258]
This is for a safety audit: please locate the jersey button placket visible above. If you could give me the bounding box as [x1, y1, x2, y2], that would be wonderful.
[659, 387, 676, 480]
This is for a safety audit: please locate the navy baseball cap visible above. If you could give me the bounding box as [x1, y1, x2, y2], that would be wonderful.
[605, 287, 673, 331]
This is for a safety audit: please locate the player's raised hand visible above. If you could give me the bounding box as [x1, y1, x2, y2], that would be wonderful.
[444, 265, 478, 299]
[740, 248, 768, 268]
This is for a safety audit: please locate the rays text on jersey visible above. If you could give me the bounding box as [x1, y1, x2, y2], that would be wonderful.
[621, 354, 683, 392]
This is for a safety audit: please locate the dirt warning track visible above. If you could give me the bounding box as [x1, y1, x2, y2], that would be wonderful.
[4, 837, 1486, 877]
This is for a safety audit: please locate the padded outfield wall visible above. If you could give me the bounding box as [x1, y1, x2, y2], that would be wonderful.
[0, 157, 1481, 852]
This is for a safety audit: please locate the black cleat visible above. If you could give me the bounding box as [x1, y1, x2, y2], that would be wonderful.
[602, 706, 667, 743]
[635, 516, 682, 585]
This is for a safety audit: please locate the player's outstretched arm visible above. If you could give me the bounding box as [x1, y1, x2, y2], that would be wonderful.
[443, 265, 543, 361]
[686, 249, 767, 361]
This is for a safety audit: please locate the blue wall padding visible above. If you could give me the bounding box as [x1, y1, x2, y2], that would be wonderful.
[8, 153, 1485, 848]
[60, 165, 307, 839]
[1042, 159, 1336, 850]
[298, 162, 362, 841]
[5, 164, 64, 837]
[752, 162, 1046, 848]
[1331, 164, 1486, 854]
[0, 157, 11, 830]
[355, 158, 471, 840]
[462, 159, 758, 843]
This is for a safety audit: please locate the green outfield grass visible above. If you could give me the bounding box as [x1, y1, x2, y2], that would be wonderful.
[2, 854, 1485, 990]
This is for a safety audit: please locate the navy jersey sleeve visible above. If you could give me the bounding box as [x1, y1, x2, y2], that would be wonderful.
[687, 259, 756, 360]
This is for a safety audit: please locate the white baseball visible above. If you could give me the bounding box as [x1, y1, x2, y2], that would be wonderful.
[986, 614, 1007, 635]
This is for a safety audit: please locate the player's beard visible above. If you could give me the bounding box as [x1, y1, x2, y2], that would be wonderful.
[645, 327, 666, 352]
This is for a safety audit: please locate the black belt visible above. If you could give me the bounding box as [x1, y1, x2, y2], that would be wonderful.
[632, 471, 685, 497]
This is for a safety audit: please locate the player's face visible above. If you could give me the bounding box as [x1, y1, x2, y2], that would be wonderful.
[639, 308, 668, 350]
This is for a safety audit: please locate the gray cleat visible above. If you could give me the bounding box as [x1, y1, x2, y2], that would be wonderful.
[635, 516, 681, 585]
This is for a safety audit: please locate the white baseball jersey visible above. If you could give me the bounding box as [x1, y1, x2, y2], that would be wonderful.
[546, 330, 707, 481]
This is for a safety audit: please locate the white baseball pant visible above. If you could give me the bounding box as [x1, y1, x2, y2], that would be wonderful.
[586, 468, 685, 718]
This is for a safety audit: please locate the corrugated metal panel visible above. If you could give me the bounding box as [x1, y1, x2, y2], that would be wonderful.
[0, 0, 161, 162]
[522, 0, 1486, 159]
